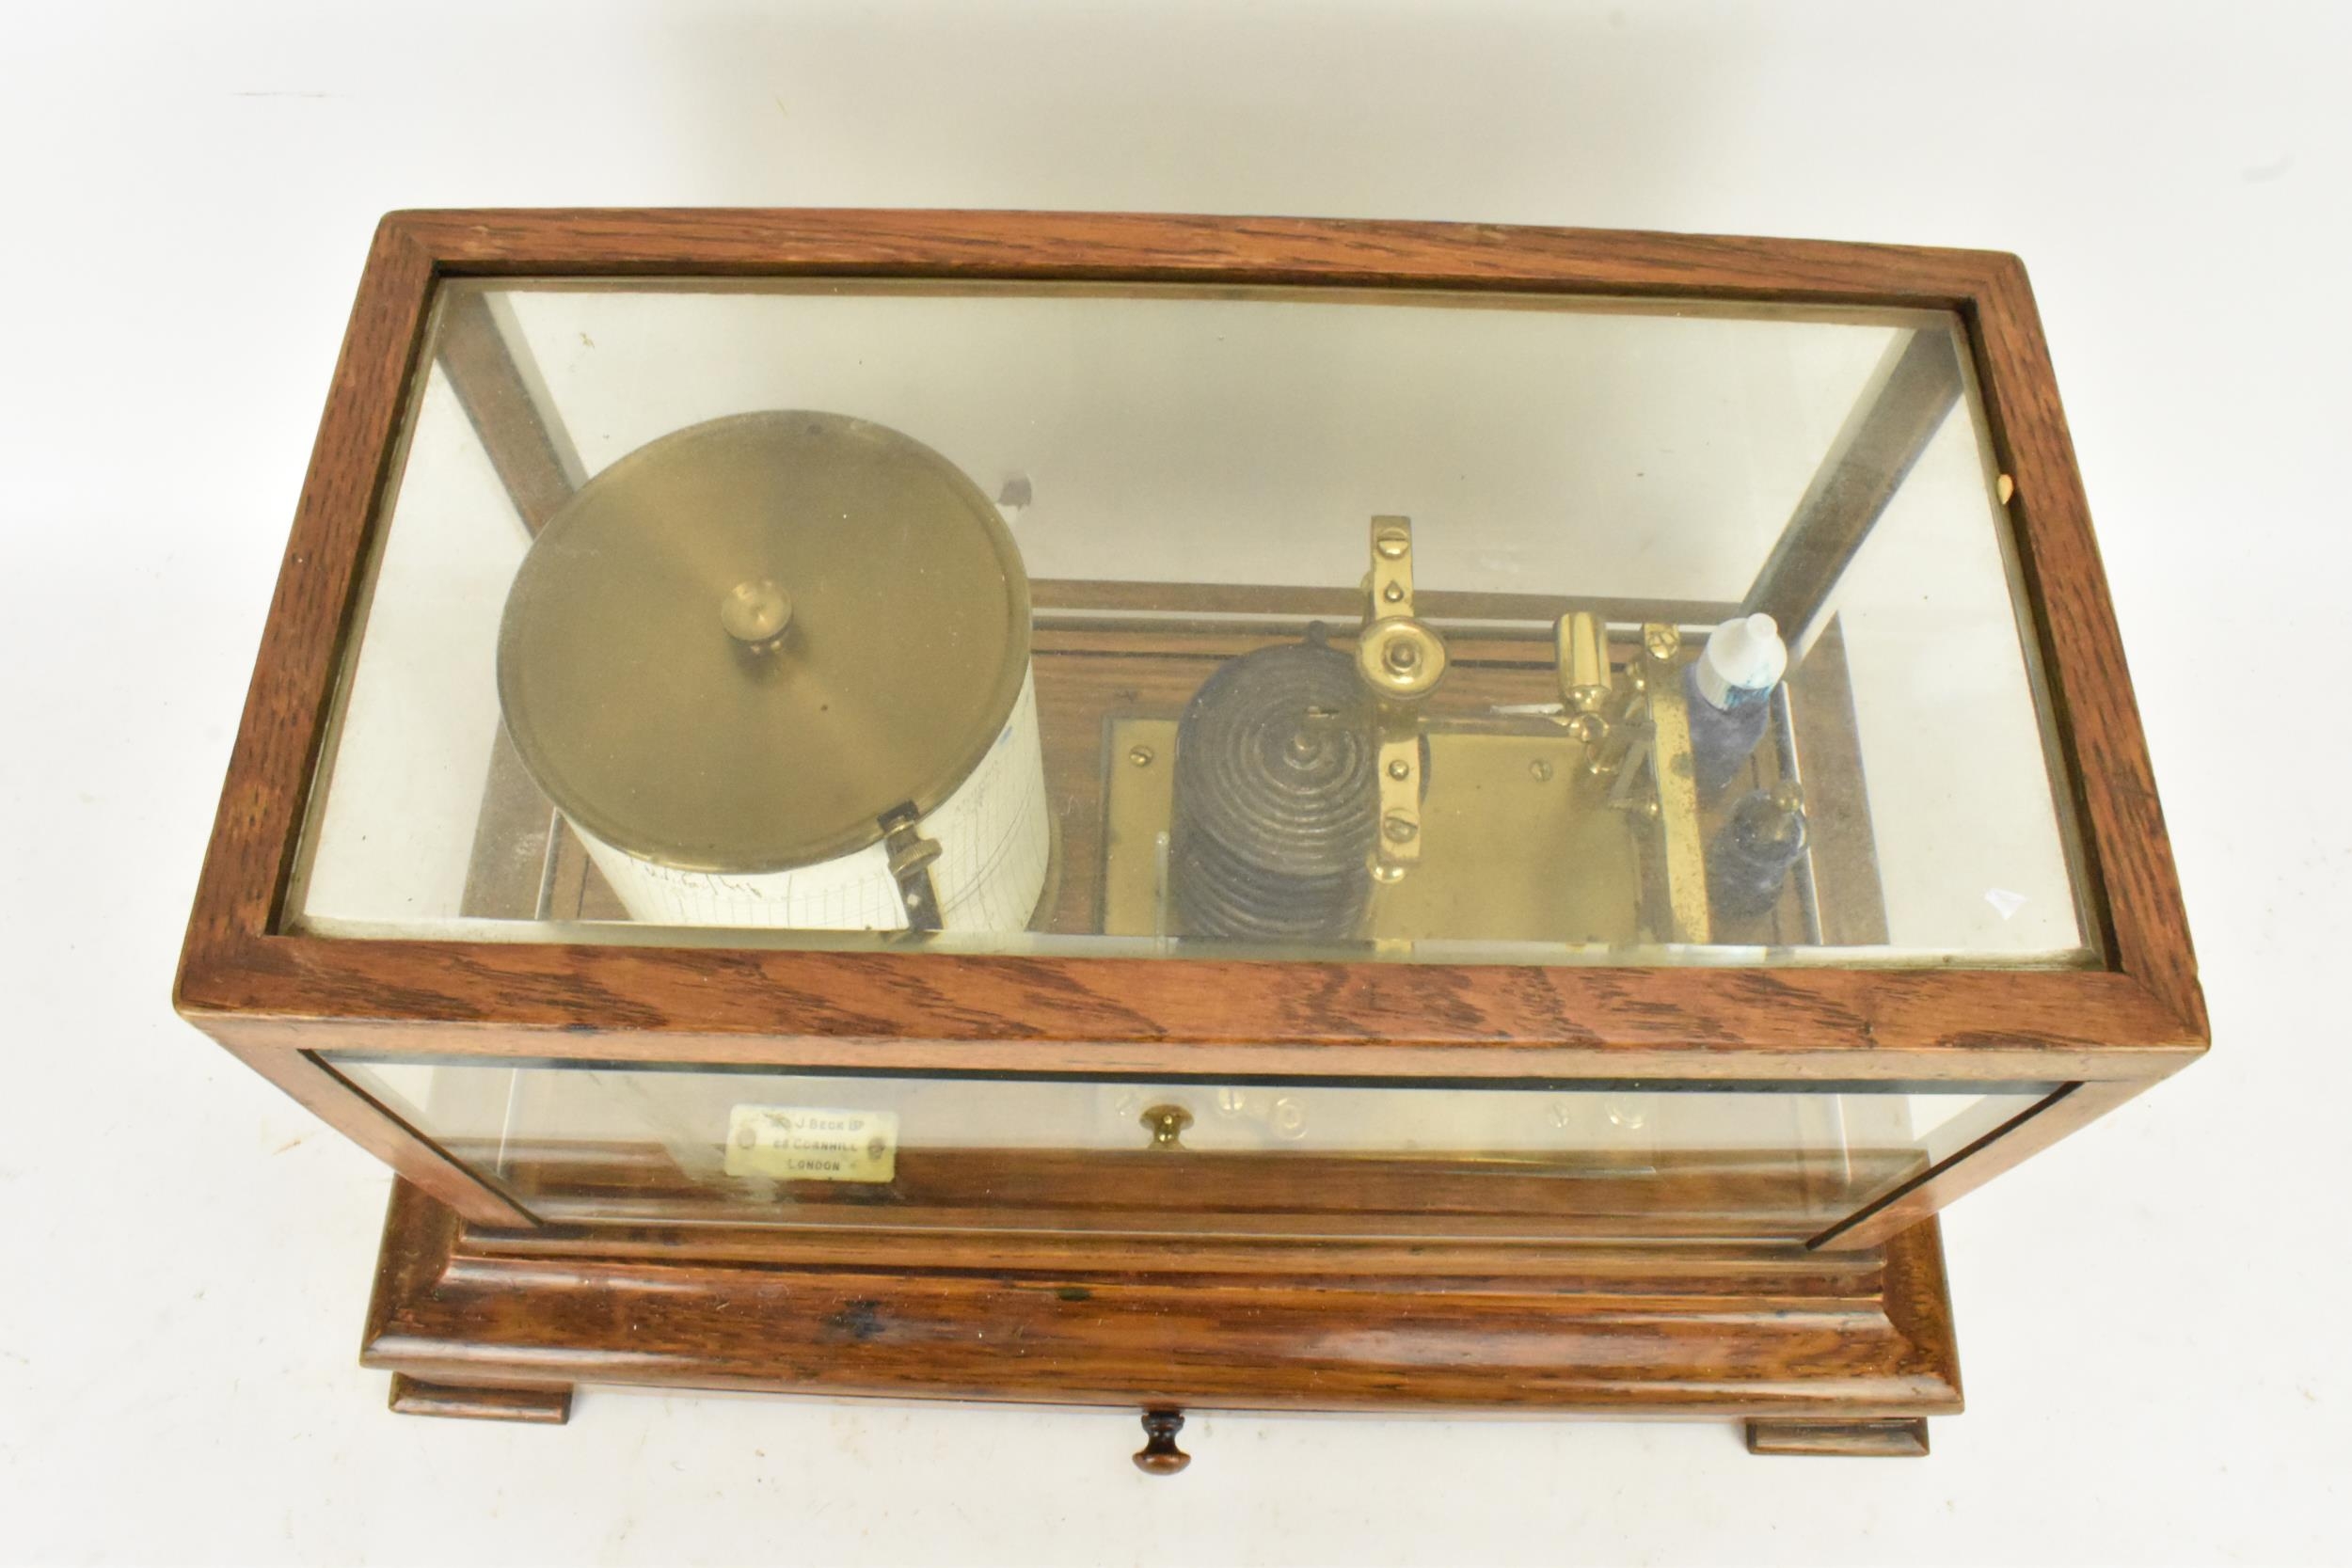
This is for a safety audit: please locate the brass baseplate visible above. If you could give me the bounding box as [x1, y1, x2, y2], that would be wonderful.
[1101, 630, 1838, 952]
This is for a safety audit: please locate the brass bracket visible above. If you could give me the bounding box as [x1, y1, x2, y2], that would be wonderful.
[1565, 623, 1711, 944]
[879, 804, 946, 931]
[1356, 516, 1447, 881]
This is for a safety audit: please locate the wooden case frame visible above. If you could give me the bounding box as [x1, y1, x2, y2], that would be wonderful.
[174, 212, 2204, 1453]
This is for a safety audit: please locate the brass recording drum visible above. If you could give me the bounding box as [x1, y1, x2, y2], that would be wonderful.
[497, 411, 1050, 931]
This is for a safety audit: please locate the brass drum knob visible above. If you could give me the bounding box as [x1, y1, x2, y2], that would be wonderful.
[719, 577, 793, 648]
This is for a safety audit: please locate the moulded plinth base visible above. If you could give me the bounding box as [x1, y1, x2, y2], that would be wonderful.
[362, 1179, 1961, 1464]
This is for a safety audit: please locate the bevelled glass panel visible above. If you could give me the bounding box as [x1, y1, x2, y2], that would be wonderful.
[331, 1053, 2060, 1242]
[287, 279, 2092, 966]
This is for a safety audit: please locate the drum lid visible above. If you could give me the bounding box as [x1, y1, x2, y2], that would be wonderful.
[497, 411, 1030, 872]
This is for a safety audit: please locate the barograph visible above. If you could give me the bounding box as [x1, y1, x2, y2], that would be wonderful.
[177, 211, 2204, 1465]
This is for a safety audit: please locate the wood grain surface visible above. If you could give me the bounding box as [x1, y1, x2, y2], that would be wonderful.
[363, 1176, 1963, 1422]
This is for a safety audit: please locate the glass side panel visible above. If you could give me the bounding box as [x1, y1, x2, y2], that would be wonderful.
[288, 279, 2093, 966]
[332, 1053, 2058, 1243]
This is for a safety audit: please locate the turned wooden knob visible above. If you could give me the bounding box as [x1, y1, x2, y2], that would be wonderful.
[1133, 1409, 1189, 1475]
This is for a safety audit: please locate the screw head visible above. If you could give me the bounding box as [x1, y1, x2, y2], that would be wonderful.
[1386, 758, 1410, 781]
[1642, 623, 1681, 660]
[1529, 758, 1554, 782]
[1128, 744, 1155, 767]
[1383, 812, 1419, 844]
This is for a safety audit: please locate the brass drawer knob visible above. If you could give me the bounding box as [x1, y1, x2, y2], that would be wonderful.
[1140, 1104, 1193, 1150]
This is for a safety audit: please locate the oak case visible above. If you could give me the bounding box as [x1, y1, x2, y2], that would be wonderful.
[176, 211, 2203, 1465]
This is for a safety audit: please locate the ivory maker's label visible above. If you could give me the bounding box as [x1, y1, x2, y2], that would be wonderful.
[724, 1105, 898, 1183]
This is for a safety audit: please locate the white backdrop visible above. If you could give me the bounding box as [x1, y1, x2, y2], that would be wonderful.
[3, 3, 2345, 1563]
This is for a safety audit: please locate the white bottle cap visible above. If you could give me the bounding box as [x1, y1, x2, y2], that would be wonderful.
[1694, 613, 1788, 710]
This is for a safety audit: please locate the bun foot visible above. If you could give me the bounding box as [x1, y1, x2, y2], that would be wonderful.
[388, 1373, 572, 1424]
[1744, 1418, 1929, 1456]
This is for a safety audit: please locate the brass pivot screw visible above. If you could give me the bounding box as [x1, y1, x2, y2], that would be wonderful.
[1140, 1104, 1192, 1150]
[1135, 1410, 1190, 1475]
[1359, 619, 1448, 698]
